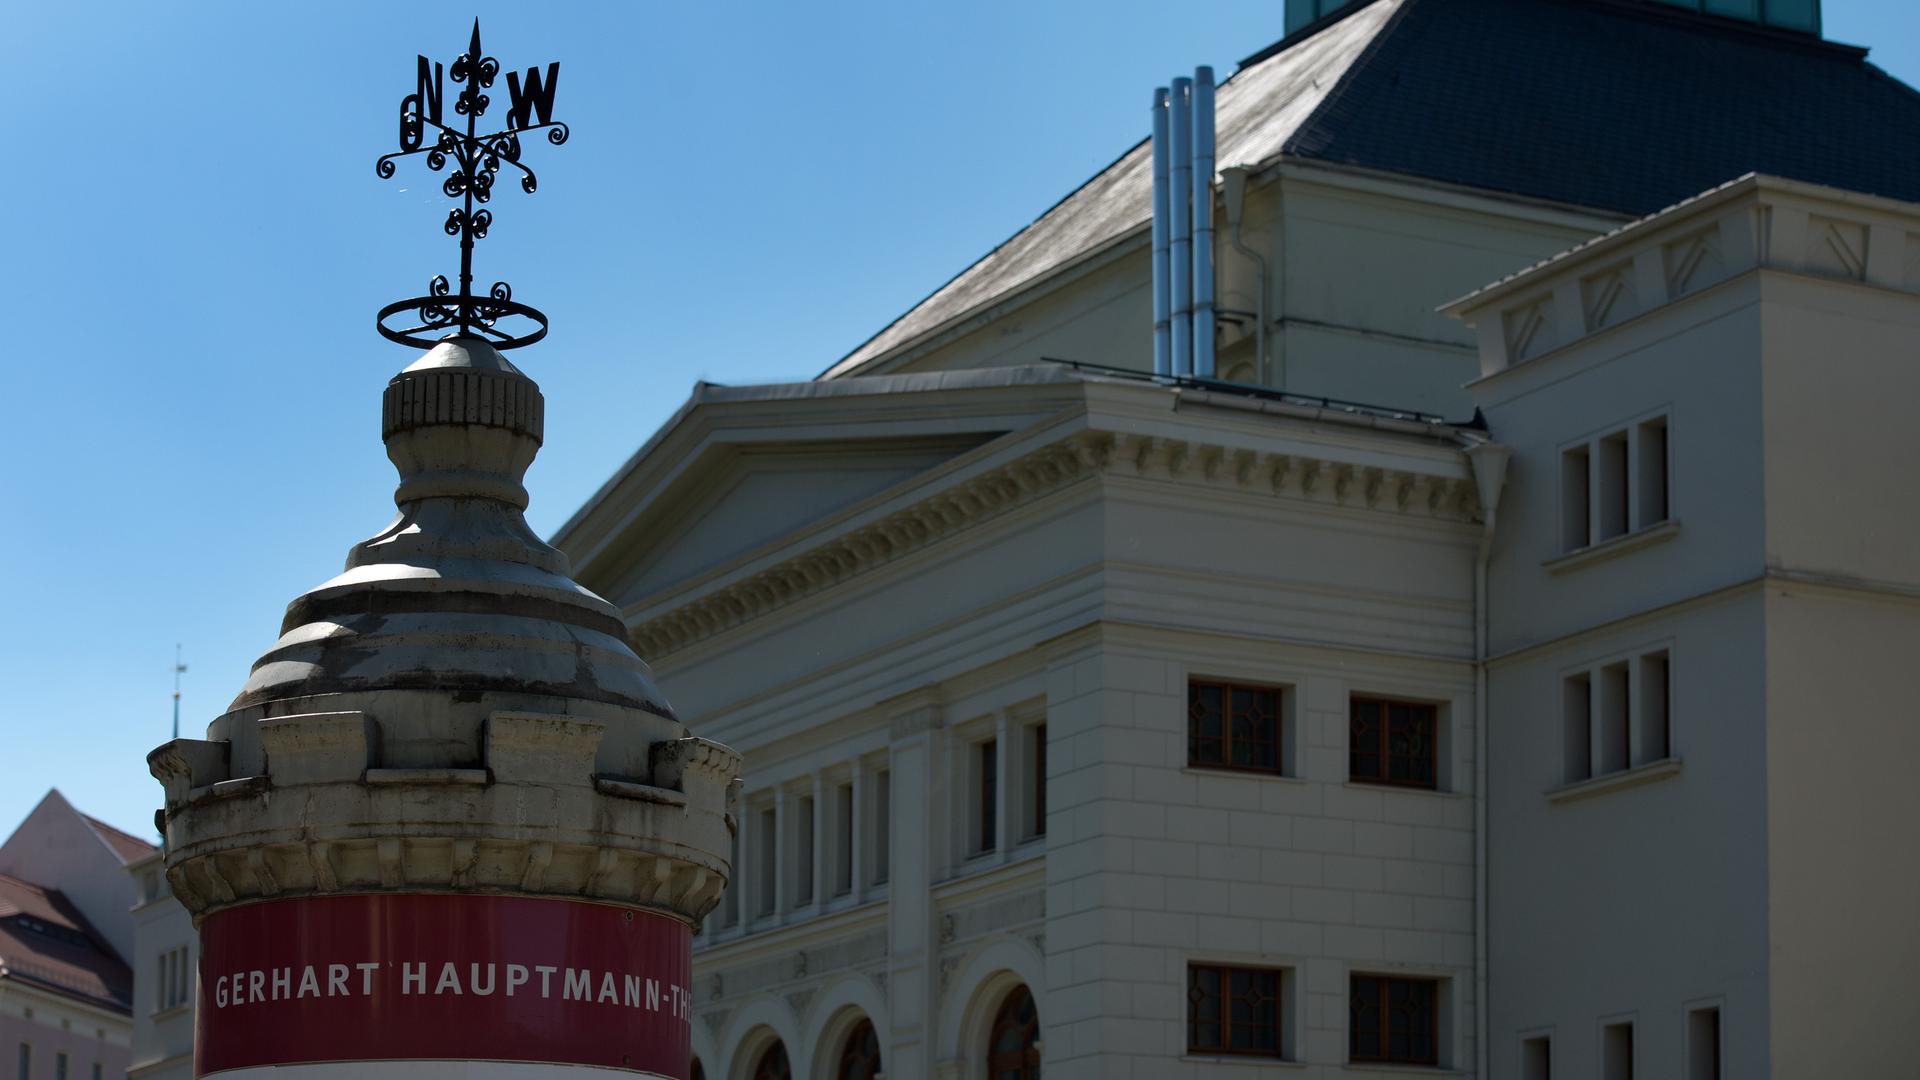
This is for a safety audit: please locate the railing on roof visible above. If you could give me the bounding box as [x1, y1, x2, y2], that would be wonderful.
[1043, 357, 1456, 426]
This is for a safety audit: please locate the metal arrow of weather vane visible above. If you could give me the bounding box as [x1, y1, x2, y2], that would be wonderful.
[375, 20, 566, 350]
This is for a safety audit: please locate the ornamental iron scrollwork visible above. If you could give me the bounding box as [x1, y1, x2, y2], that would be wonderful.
[375, 20, 566, 350]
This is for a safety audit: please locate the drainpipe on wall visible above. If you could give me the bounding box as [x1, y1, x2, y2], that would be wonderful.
[1465, 441, 1510, 1080]
[1220, 166, 1269, 387]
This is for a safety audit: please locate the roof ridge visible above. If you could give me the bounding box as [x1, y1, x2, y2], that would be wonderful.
[80, 813, 156, 861]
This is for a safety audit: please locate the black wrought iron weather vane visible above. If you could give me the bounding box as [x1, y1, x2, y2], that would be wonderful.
[375, 20, 566, 350]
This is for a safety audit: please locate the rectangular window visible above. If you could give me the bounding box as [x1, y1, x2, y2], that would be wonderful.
[833, 781, 854, 897]
[1565, 647, 1674, 784]
[1563, 672, 1592, 783]
[977, 739, 998, 855]
[1597, 662, 1631, 775]
[1562, 444, 1591, 551]
[54, 1052, 66, 1080]
[794, 795, 815, 908]
[1350, 975, 1438, 1067]
[1687, 1007, 1721, 1080]
[1640, 650, 1670, 763]
[1349, 697, 1438, 789]
[873, 769, 891, 885]
[1563, 414, 1673, 554]
[17, 1043, 28, 1080]
[92, 1065, 103, 1080]
[755, 807, 777, 917]
[1187, 964, 1284, 1058]
[1031, 723, 1048, 837]
[1637, 416, 1669, 527]
[1188, 680, 1283, 774]
[722, 828, 740, 927]
[1522, 1035, 1551, 1080]
[1602, 1021, 1634, 1080]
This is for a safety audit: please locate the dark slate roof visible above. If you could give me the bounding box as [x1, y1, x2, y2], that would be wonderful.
[825, 0, 1920, 378]
[1287, 0, 1920, 217]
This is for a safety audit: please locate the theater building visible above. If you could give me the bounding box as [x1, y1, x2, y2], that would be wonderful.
[553, 1, 1920, 1077]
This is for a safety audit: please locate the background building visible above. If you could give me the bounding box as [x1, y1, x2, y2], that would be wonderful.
[555, 0, 1920, 1077]
[123, 852, 191, 1080]
[0, 791, 146, 1080]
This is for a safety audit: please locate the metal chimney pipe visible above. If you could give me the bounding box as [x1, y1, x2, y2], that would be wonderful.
[1151, 87, 1172, 377]
[1169, 77, 1193, 377]
[1192, 66, 1217, 379]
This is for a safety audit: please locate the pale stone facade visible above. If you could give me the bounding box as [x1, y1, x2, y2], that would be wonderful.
[559, 172, 1920, 1079]
[125, 853, 192, 1080]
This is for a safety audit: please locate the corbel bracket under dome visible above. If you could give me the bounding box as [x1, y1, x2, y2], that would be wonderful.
[629, 427, 1480, 659]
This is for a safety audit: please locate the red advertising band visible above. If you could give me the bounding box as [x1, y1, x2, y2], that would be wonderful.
[196, 893, 691, 1078]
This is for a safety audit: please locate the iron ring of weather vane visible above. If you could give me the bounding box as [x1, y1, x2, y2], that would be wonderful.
[375, 20, 566, 350]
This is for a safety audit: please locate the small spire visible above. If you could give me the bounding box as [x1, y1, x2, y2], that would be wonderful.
[468, 18, 483, 62]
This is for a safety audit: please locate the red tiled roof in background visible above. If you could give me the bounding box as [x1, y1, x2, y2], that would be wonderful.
[0, 872, 134, 1013]
[81, 814, 157, 864]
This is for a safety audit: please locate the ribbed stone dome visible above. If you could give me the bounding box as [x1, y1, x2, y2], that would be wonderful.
[228, 336, 672, 719]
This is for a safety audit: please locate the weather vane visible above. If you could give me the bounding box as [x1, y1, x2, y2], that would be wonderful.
[375, 20, 567, 350]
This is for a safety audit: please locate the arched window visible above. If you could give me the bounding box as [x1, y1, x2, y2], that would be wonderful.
[690, 1059, 705, 1080]
[751, 1041, 790, 1080]
[836, 1017, 883, 1080]
[987, 985, 1040, 1080]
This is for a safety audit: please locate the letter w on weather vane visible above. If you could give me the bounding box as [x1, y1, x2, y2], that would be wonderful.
[375, 20, 567, 351]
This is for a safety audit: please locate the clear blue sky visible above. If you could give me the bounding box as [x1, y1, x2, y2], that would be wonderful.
[3, 0, 1916, 843]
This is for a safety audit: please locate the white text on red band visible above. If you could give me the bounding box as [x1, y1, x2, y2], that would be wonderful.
[210, 962, 693, 1019]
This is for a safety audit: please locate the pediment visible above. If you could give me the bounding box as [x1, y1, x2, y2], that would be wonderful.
[597, 434, 994, 609]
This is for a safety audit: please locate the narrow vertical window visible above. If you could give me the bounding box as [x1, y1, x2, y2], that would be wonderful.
[722, 828, 740, 927]
[833, 782, 854, 897]
[1602, 1021, 1634, 1080]
[1687, 1007, 1720, 1080]
[977, 739, 998, 855]
[1350, 697, 1438, 789]
[1031, 723, 1048, 837]
[1522, 1035, 1551, 1080]
[54, 1052, 67, 1080]
[1598, 661, 1631, 775]
[873, 769, 891, 885]
[91, 1064, 103, 1080]
[1562, 444, 1591, 551]
[1637, 416, 1669, 526]
[1598, 432, 1629, 541]
[17, 1043, 30, 1080]
[1564, 672, 1592, 782]
[1349, 975, 1438, 1066]
[794, 795, 815, 907]
[1639, 651, 1670, 764]
[755, 807, 777, 917]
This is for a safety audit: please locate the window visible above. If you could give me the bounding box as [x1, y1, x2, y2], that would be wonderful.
[794, 794, 815, 908]
[1687, 1006, 1721, 1080]
[1030, 723, 1048, 838]
[1522, 1034, 1551, 1080]
[752, 1041, 790, 1080]
[156, 945, 191, 1011]
[1187, 963, 1284, 1058]
[833, 781, 854, 897]
[1561, 413, 1671, 553]
[1350, 698, 1438, 789]
[1188, 680, 1282, 773]
[90, 1065, 101, 1080]
[722, 828, 741, 927]
[987, 986, 1041, 1079]
[836, 1018, 883, 1080]
[54, 1053, 66, 1080]
[16, 1043, 28, 1080]
[1563, 648, 1674, 785]
[872, 769, 891, 886]
[755, 807, 777, 917]
[1602, 1020, 1634, 1080]
[975, 739, 998, 855]
[1350, 975, 1438, 1067]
